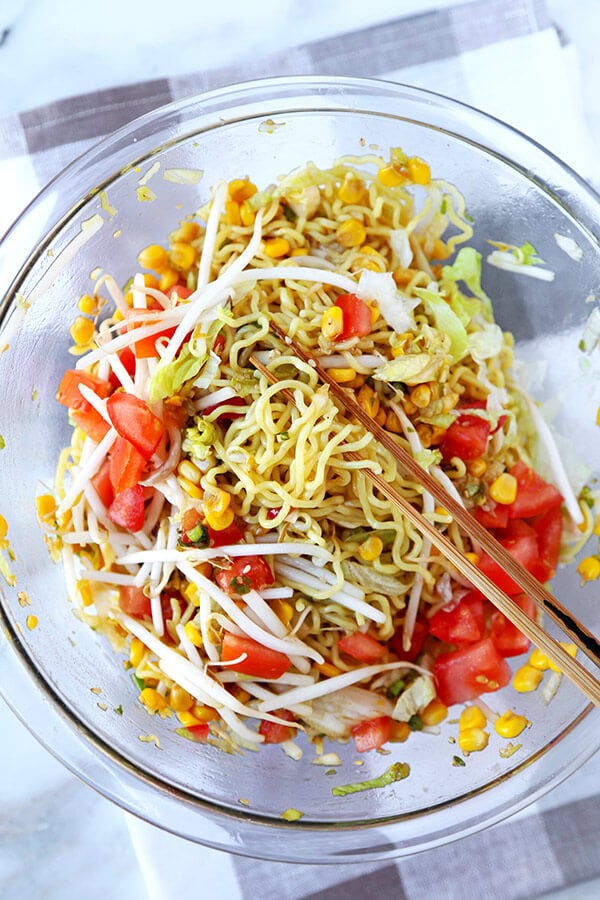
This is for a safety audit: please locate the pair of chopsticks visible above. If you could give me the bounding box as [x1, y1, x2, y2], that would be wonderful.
[249, 322, 600, 708]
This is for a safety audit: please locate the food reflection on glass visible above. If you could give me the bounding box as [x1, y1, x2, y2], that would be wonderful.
[38, 150, 591, 766]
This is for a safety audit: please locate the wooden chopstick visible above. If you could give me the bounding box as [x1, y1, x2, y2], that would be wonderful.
[251, 332, 600, 707]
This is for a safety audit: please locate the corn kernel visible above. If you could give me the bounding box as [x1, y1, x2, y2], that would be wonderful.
[389, 720, 411, 742]
[182, 581, 201, 607]
[338, 175, 367, 204]
[69, 316, 95, 346]
[205, 488, 231, 517]
[170, 222, 200, 243]
[441, 389, 460, 413]
[385, 410, 403, 434]
[228, 178, 257, 204]
[378, 164, 405, 187]
[290, 246, 308, 257]
[137, 244, 169, 272]
[344, 374, 367, 389]
[513, 664, 544, 693]
[357, 384, 380, 418]
[191, 704, 219, 722]
[328, 367, 357, 383]
[577, 555, 600, 583]
[26, 614, 38, 630]
[264, 237, 291, 258]
[0, 514, 7, 539]
[467, 458, 487, 477]
[140, 687, 167, 711]
[416, 424, 432, 448]
[204, 505, 235, 531]
[406, 156, 431, 185]
[337, 218, 366, 248]
[464, 551, 480, 566]
[158, 268, 180, 292]
[271, 598, 294, 626]
[230, 684, 252, 704]
[596, 405, 600, 427]
[548, 642, 577, 673]
[459, 705, 487, 731]
[177, 710, 201, 727]
[129, 637, 145, 668]
[78, 293, 96, 314]
[367, 301, 380, 325]
[168, 685, 195, 712]
[184, 621, 204, 647]
[359, 535, 383, 562]
[225, 199, 241, 226]
[410, 384, 432, 409]
[321, 306, 344, 340]
[458, 727, 489, 753]
[177, 460, 201, 484]
[374, 408, 388, 427]
[529, 647, 551, 670]
[169, 241, 196, 271]
[178, 476, 203, 500]
[489, 472, 518, 505]
[315, 661, 342, 678]
[421, 697, 448, 726]
[36, 494, 57, 519]
[77, 580, 94, 608]
[240, 199, 255, 227]
[494, 710, 529, 739]
[393, 266, 420, 286]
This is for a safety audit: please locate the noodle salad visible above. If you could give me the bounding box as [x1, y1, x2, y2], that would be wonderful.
[40, 150, 585, 756]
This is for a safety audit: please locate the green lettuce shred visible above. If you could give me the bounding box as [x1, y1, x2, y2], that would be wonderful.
[149, 344, 206, 403]
[331, 762, 410, 797]
[182, 416, 218, 461]
[414, 287, 468, 363]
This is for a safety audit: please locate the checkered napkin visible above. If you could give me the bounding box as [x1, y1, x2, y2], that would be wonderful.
[2, 0, 599, 897]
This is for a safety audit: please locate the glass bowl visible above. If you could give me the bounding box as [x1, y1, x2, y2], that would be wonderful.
[1, 76, 600, 863]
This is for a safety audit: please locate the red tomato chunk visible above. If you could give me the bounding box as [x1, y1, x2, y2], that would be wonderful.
[338, 631, 387, 663]
[351, 716, 392, 752]
[334, 293, 372, 340]
[508, 461, 563, 519]
[428, 592, 486, 645]
[390, 618, 428, 662]
[440, 413, 490, 462]
[433, 638, 512, 707]
[215, 556, 274, 596]
[490, 593, 536, 657]
[108, 484, 145, 532]
[106, 392, 164, 460]
[259, 709, 296, 744]
[221, 633, 291, 679]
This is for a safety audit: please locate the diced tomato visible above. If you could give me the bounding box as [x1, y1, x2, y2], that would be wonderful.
[351, 716, 392, 752]
[201, 395, 247, 421]
[106, 392, 164, 460]
[334, 293, 372, 341]
[221, 633, 291, 679]
[390, 618, 428, 661]
[71, 408, 111, 443]
[490, 593, 536, 657]
[108, 347, 137, 388]
[91, 460, 115, 508]
[531, 505, 563, 582]
[428, 592, 485, 644]
[119, 585, 151, 618]
[440, 414, 490, 462]
[474, 499, 509, 530]
[338, 631, 387, 663]
[169, 285, 193, 302]
[207, 519, 245, 547]
[186, 723, 210, 742]
[258, 709, 296, 744]
[213, 332, 226, 355]
[433, 637, 512, 706]
[108, 484, 145, 532]
[134, 326, 178, 359]
[215, 556, 275, 596]
[109, 436, 147, 493]
[508, 461, 563, 519]
[56, 369, 111, 410]
[477, 519, 540, 595]
[266, 507, 282, 520]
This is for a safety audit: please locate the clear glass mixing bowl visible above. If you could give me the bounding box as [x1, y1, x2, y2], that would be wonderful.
[1, 76, 599, 863]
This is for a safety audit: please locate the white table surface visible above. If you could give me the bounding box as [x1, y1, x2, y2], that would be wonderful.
[1, 2, 600, 899]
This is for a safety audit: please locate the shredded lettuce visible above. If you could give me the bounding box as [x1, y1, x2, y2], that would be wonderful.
[392, 675, 436, 722]
[442, 247, 489, 304]
[182, 416, 218, 462]
[149, 344, 207, 403]
[390, 228, 413, 268]
[332, 762, 410, 796]
[414, 287, 468, 362]
[466, 322, 504, 364]
[374, 351, 447, 386]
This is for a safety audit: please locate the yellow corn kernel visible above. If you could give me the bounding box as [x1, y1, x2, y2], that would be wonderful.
[338, 175, 367, 204]
[359, 535, 383, 562]
[178, 476, 203, 500]
[393, 266, 420, 286]
[177, 710, 199, 727]
[321, 306, 344, 340]
[494, 710, 529, 739]
[328, 367, 357, 384]
[158, 268, 180, 292]
[36, 494, 57, 519]
[458, 727, 489, 753]
[140, 687, 167, 711]
[290, 246, 308, 257]
[204, 505, 235, 531]
[432, 238, 450, 260]
[337, 218, 366, 248]
[184, 622, 203, 647]
[513, 664, 544, 693]
[459, 705, 487, 731]
[0, 514, 8, 539]
[230, 684, 252, 704]
[529, 647, 551, 670]
[385, 410, 403, 434]
[129, 637, 145, 668]
[182, 581, 201, 607]
[357, 384, 380, 418]
[391, 331, 414, 356]
[416, 424, 432, 448]
[177, 460, 201, 484]
[78, 293, 96, 314]
[344, 374, 367, 389]
[548, 642, 577, 673]
[77, 580, 94, 608]
[170, 221, 200, 243]
[467, 458, 488, 477]
[464, 551, 480, 566]
[26, 614, 38, 631]
[597, 405, 600, 427]
[168, 685, 195, 712]
[205, 488, 231, 517]
[374, 408, 388, 427]
[240, 199, 256, 227]
[69, 316, 95, 346]
[441, 389, 460, 413]
[228, 178, 257, 204]
[378, 164, 405, 187]
[389, 720, 411, 742]
[263, 237, 291, 258]
[410, 383, 432, 409]
[315, 661, 342, 678]
[489, 472, 518, 505]
[225, 199, 241, 226]
[406, 156, 431, 185]
[191, 704, 219, 722]
[367, 300, 380, 325]
[421, 697, 448, 727]
[577, 555, 600, 583]
[169, 241, 196, 271]
[137, 244, 169, 272]
[271, 598, 294, 626]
